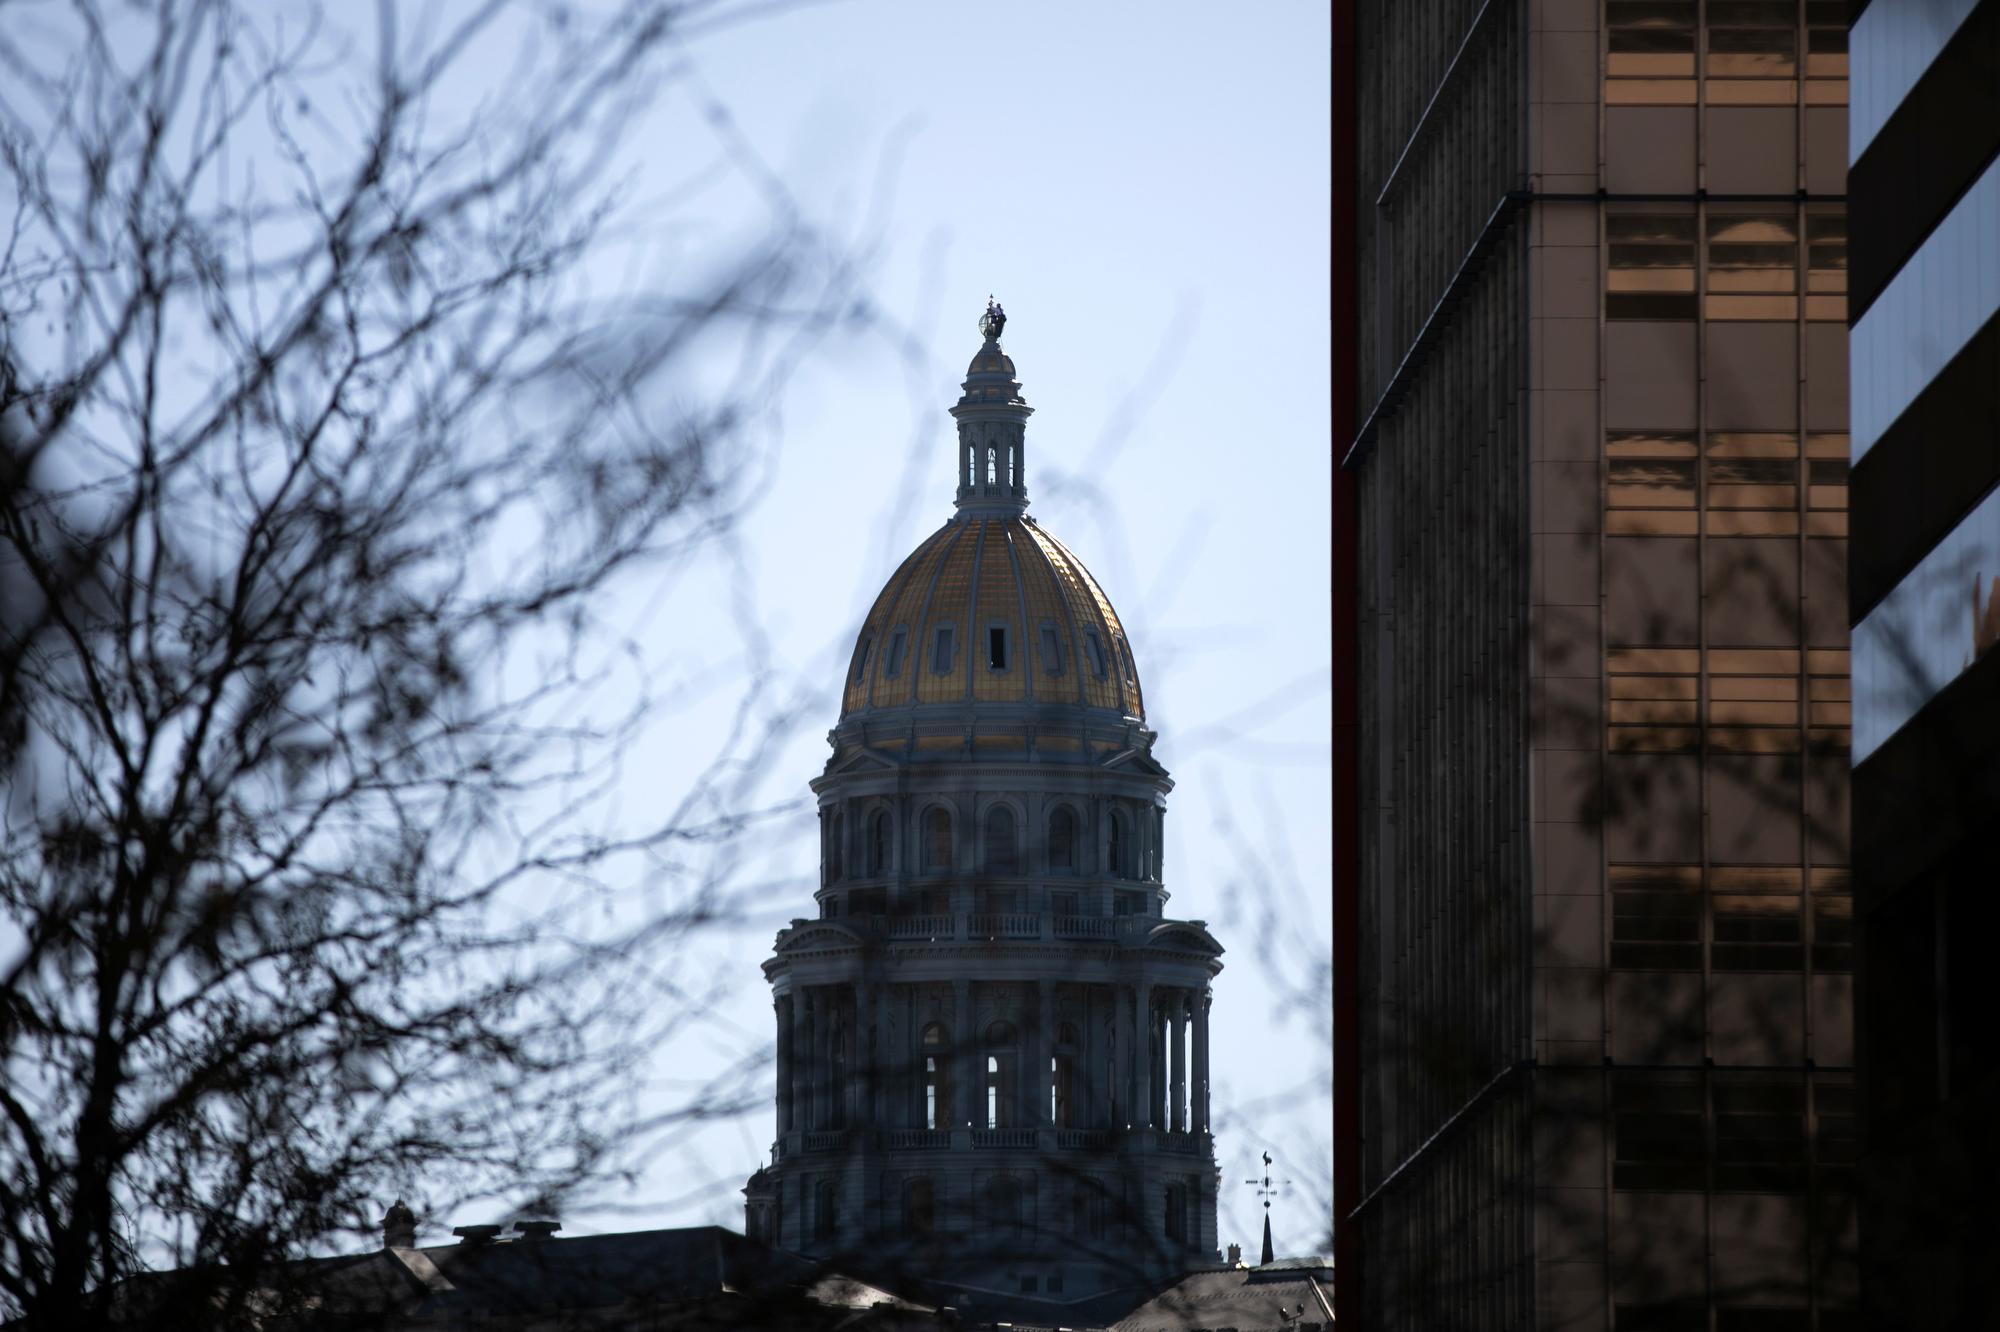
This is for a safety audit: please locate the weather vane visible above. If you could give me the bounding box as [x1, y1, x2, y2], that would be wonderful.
[979, 294, 1007, 340]
[1244, 1150, 1291, 1265]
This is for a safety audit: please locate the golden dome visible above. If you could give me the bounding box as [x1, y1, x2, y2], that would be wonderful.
[840, 515, 1144, 720]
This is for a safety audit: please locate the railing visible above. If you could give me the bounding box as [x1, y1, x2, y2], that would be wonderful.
[967, 913, 1041, 939]
[885, 1129, 951, 1150]
[886, 914, 954, 940]
[1055, 1129, 1110, 1150]
[971, 1128, 1037, 1149]
[1054, 915, 1116, 940]
[803, 1130, 845, 1153]
[779, 910, 1188, 947]
[1159, 1131, 1205, 1155]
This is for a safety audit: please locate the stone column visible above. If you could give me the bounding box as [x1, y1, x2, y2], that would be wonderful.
[802, 990, 820, 1131]
[954, 978, 976, 1130]
[1194, 991, 1211, 1134]
[1170, 990, 1188, 1134]
[854, 979, 874, 1127]
[776, 996, 793, 1133]
[1033, 979, 1054, 1126]
[1081, 985, 1099, 1128]
[1132, 982, 1152, 1129]
[790, 990, 810, 1134]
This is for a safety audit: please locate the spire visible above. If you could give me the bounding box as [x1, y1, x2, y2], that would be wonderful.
[949, 297, 1034, 518]
[1261, 1211, 1275, 1266]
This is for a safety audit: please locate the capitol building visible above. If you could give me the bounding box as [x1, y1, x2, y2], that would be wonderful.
[743, 303, 1228, 1315]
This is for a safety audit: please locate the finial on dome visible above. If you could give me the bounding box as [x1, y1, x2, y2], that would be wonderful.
[951, 298, 1031, 517]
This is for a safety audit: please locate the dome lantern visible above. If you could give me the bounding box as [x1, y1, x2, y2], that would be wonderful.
[951, 297, 1033, 518]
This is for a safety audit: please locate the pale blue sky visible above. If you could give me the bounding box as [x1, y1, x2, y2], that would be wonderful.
[544, 0, 1332, 1252]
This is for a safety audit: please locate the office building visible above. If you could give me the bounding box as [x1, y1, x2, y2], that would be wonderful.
[1333, 3, 1856, 1326]
[1845, 1, 2000, 1325]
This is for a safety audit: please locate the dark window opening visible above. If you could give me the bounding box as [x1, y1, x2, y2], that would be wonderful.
[1614, 1073, 1705, 1191]
[1049, 807, 1078, 872]
[869, 811, 891, 875]
[933, 625, 955, 674]
[1714, 1077, 1806, 1193]
[1084, 631, 1108, 678]
[1107, 811, 1127, 878]
[814, 1180, 837, 1241]
[884, 628, 908, 678]
[986, 1174, 1020, 1228]
[852, 636, 873, 683]
[988, 625, 1008, 670]
[905, 1177, 934, 1239]
[923, 808, 952, 873]
[984, 805, 1018, 874]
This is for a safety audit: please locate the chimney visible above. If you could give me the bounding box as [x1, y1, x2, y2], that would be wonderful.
[1227, 1243, 1243, 1266]
[381, 1200, 417, 1249]
[452, 1224, 503, 1246]
[514, 1220, 561, 1241]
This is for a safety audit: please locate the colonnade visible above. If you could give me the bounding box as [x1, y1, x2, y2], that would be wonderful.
[775, 979, 1212, 1138]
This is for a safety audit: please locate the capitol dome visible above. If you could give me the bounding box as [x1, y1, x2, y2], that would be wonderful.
[840, 516, 1144, 719]
[839, 304, 1144, 722]
[755, 303, 1220, 1305]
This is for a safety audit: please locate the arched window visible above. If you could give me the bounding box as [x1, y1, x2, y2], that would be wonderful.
[1048, 806, 1077, 873]
[985, 1173, 1020, 1228]
[1107, 809, 1128, 879]
[984, 805, 1018, 874]
[923, 807, 952, 873]
[922, 1022, 951, 1131]
[869, 810, 892, 876]
[986, 444, 1000, 486]
[905, 1176, 935, 1239]
[985, 1021, 1018, 1129]
[815, 1179, 838, 1241]
[1164, 1182, 1188, 1243]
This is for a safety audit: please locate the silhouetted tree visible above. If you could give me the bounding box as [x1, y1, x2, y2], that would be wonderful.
[0, 3, 851, 1325]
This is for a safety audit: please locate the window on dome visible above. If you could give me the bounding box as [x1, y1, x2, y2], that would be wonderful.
[1039, 624, 1063, 675]
[852, 635, 873, 683]
[884, 627, 907, 678]
[933, 625, 955, 674]
[987, 624, 1009, 671]
[1084, 630, 1108, 679]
